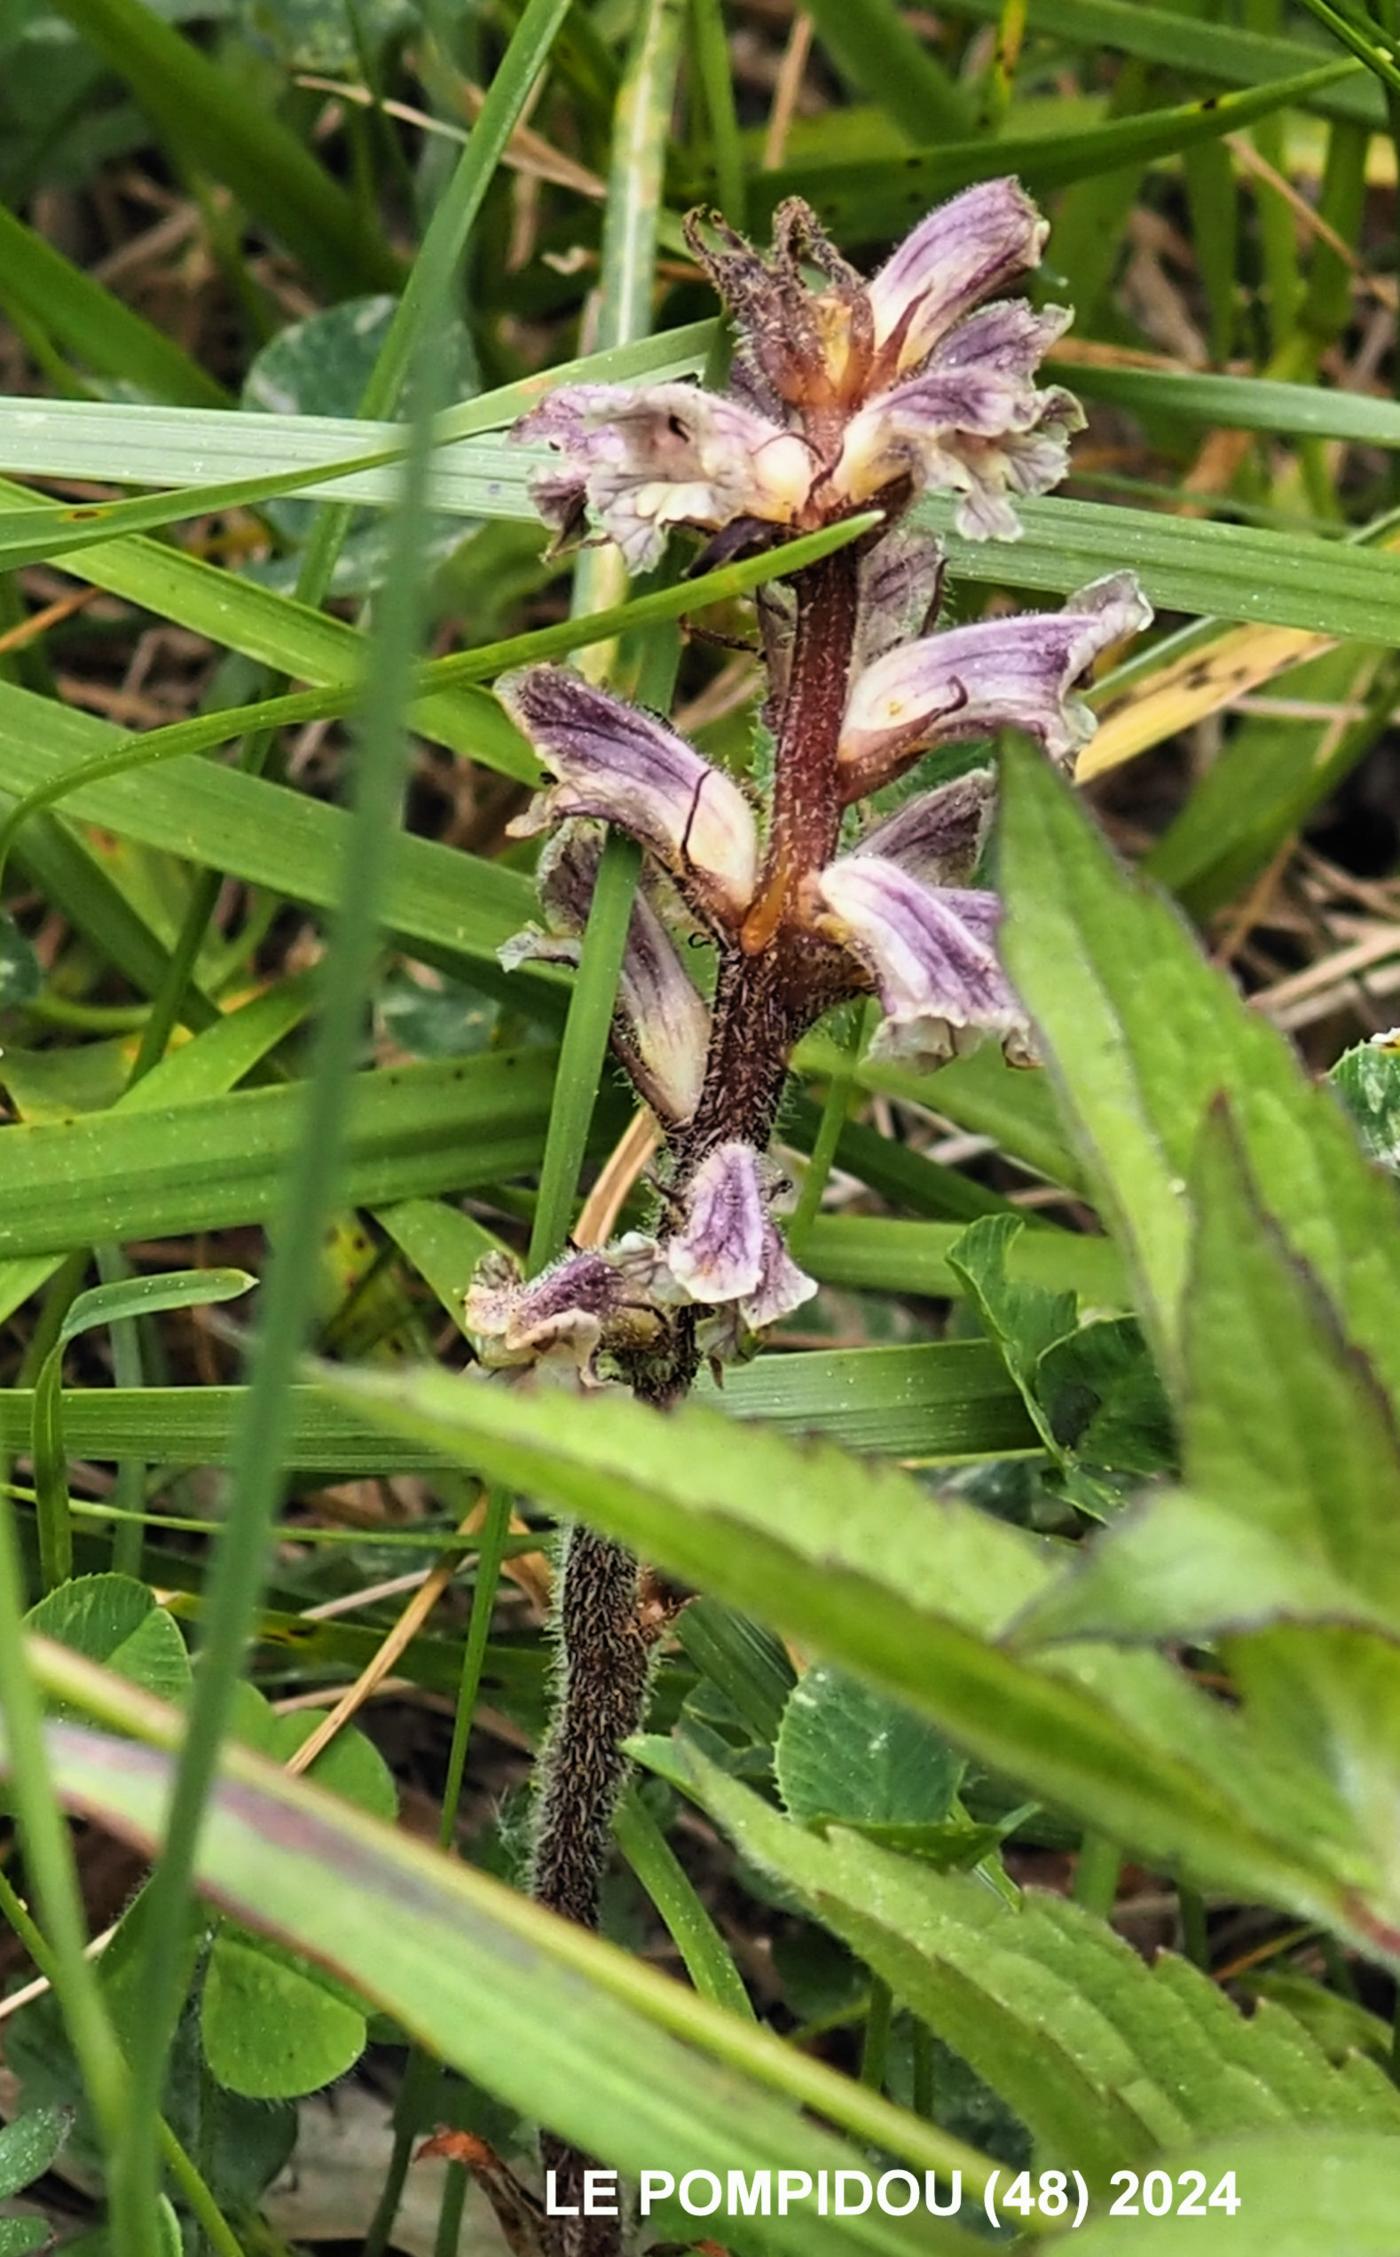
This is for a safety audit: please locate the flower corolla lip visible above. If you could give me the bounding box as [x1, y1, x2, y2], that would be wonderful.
[867, 178, 1051, 375]
[667, 1140, 816, 1329]
[815, 854, 1032, 1070]
[513, 382, 815, 570]
[836, 572, 1154, 797]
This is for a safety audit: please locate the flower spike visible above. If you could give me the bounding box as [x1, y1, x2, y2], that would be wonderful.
[492, 178, 1157, 1979]
[499, 665, 760, 925]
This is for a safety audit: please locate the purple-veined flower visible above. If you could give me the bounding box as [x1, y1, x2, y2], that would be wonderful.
[666, 1140, 816, 1333]
[836, 572, 1153, 800]
[465, 1240, 674, 1385]
[514, 384, 816, 571]
[515, 177, 1075, 564]
[814, 855, 1032, 1071]
[865, 179, 1052, 378]
[499, 822, 712, 1128]
[499, 664, 759, 926]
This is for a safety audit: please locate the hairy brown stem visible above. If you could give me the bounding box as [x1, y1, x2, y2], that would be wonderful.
[531, 543, 862, 2257]
[740, 541, 862, 952]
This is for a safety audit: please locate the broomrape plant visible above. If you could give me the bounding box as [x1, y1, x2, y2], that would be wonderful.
[466, 180, 1151, 1979]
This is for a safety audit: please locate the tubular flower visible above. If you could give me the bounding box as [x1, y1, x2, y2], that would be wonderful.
[498, 823, 711, 1127]
[666, 1140, 816, 1336]
[836, 572, 1154, 801]
[465, 1241, 674, 1386]
[865, 179, 1051, 377]
[513, 384, 816, 571]
[814, 855, 1032, 1072]
[498, 664, 759, 926]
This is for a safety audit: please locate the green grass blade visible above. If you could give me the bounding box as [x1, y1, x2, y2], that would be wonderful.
[0, 680, 544, 993]
[31, 1270, 254, 1590]
[613, 1790, 755, 2018]
[801, 0, 972, 139]
[922, 491, 1400, 641]
[0, 978, 311, 1329]
[1293, 0, 1400, 97]
[48, 0, 402, 294]
[0, 1051, 611, 1276]
[0, 205, 230, 410]
[933, 0, 1384, 123]
[688, 0, 747, 224]
[803, 1215, 1125, 1304]
[0, 323, 717, 499]
[763, 58, 1361, 240]
[0, 480, 535, 785]
[108, 262, 449, 2257]
[0, 1343, 1036, 1467]
[0, 435, 449, 575]
[0, 514, 880, 893]
[526, 0, 684, 1272]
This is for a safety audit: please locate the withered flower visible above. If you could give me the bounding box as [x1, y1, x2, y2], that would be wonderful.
[465, 1240, 673, 1386]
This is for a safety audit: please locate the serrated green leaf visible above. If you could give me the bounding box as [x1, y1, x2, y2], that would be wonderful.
[1068, 2133, 1400, 2254]
[660, 1750, 1400, 2187]
[997, 743, 1400, 1400]
[1244, 1973, 1391, 2066]
[1011, 1080, 1400, 1653]
[310, 1354, 1385, 1939]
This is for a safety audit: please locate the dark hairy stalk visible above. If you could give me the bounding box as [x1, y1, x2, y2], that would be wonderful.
[490, 179, 1145, 2255]
[528, 548, 861, 2257]
[533, 546, 860, 1870]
